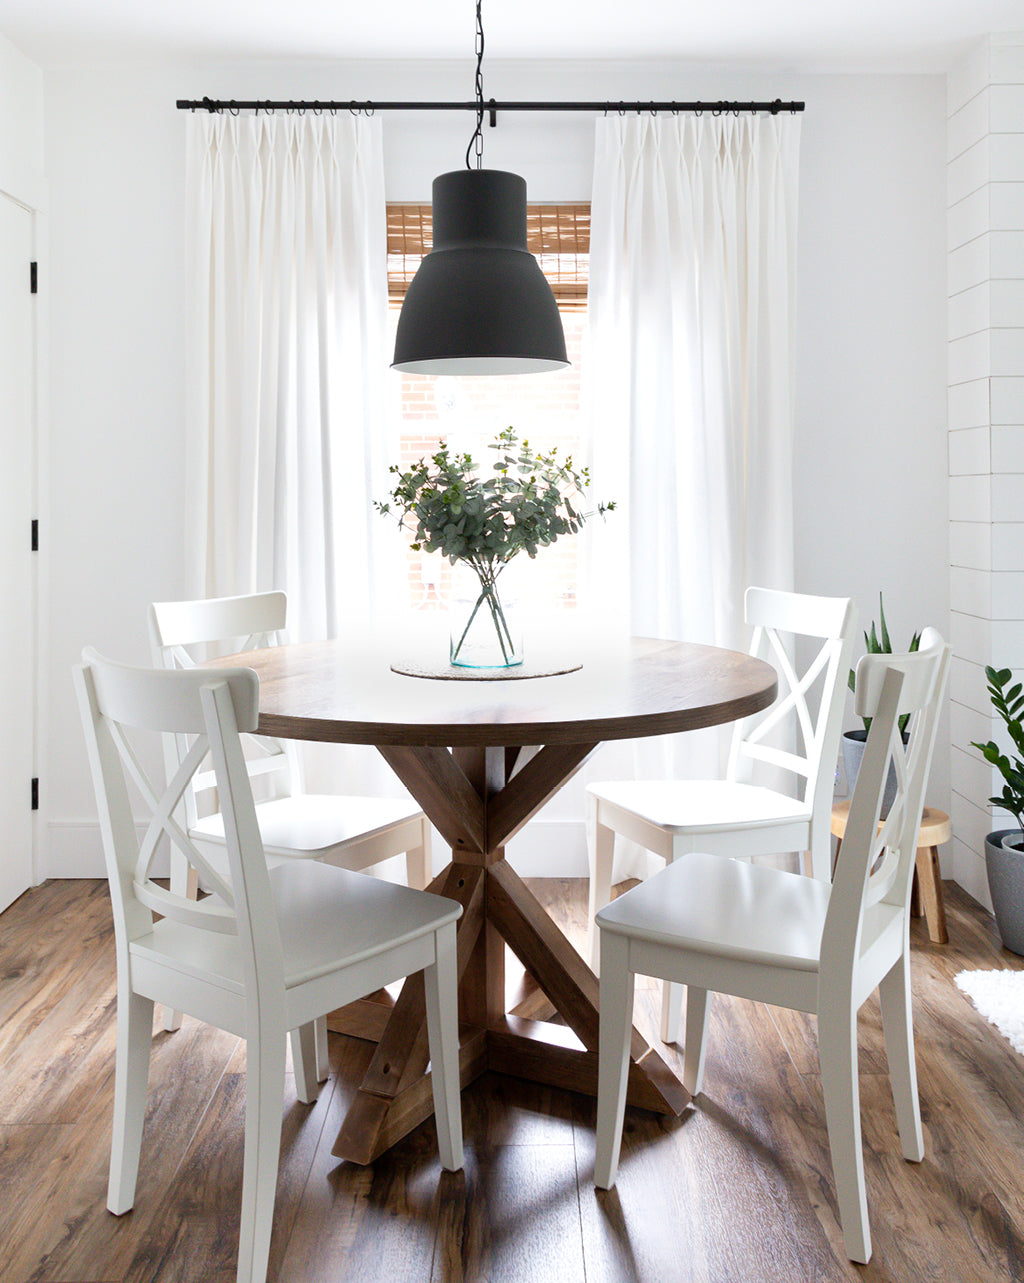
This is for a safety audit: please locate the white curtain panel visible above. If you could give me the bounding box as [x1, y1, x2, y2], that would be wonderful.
[579, 111, 801, 878]
[185, 112, 396, 641]
[185, 113, 412, 819]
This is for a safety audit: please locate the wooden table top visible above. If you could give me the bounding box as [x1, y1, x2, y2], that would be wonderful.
[207, 634, 778, 749]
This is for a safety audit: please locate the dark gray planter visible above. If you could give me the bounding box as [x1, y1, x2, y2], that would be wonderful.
[841, 729, 905, 816]
[985, 830, 1024, 956]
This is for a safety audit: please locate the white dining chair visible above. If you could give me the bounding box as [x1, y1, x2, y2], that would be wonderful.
[593, 629, 950, 1264]
[149, 592, 432, 1051]
[75, 649, 464, 1283]
[586, 586, 857, 1042]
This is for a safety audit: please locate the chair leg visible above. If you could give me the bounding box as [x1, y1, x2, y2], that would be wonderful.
[237, 1027, 286, 1283]
[162, 858, 198, 1032]
[108, 988, 154, 1215]
[587, 803, 616, 973]
[423, 922, 464, 1171]
[660, 980, 684, 1045]
[405, 819, 431, 891]
[289, 1024, 321, 1105]
[682, 986, 710, 1095]
[878, 953, 924, 1162]
[818, 1001, 871, 1264]
[807, 838, 831, 882]
[594, 930, 635, 1189]
[314, 1014, 329, 1083]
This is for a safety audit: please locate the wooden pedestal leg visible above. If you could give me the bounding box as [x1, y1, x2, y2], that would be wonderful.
[331, 739, 689, 1165]
[486, 861, 688, 1115]
[331, 863, 488, 1164]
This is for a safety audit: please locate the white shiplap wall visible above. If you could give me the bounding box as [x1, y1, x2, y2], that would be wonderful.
[948, 33, 1024, 908]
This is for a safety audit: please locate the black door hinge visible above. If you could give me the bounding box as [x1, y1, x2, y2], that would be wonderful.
[29, 261, 37, 294]
[31, 778, 39, 811]
[31, 519, 38, 552]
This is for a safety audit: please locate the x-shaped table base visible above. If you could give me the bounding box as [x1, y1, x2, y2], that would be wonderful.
[328, 743, 689, 1165]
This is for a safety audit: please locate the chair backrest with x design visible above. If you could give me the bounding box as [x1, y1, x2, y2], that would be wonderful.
[149, 592, 299, 831]
[822, 628, 950, 977]
[74, 649, 284, 991]
[726, 587, 857, 869]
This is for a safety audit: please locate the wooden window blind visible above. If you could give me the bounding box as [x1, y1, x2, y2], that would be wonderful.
[387, 203, 590, 311]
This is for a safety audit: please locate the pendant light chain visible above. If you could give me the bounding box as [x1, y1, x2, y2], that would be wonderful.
[465, 0, 485, 170]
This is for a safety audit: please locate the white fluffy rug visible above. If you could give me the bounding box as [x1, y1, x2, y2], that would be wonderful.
[955, 969, 1024, 1054]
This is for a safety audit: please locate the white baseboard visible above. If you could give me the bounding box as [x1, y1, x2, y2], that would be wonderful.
[44, 818, 588, 881]
[45, 821, 169, 880]
[506, 819, 590, 877]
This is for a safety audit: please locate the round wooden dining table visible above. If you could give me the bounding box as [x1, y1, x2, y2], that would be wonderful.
[209, 633, 777, 1164]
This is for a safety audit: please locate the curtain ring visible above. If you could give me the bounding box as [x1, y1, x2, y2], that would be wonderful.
[349, 100, 359, 116]
[364, 103, 375, 117]
[617, 102, 626, 116]
[694, 101, 703, 116]
[228, 100, 240, 117]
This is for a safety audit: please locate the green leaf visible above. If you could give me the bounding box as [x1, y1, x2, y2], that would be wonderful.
[878, 593, 892, 653]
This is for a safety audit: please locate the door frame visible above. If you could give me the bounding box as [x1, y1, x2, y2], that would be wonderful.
[1, 177, 48, 891]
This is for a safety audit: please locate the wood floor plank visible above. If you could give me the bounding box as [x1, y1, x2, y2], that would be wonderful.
[120, 1039, 336, 1283]
[0, 1016, 240, 1283]
[277, 1037, 441, 1283]
[4, 876, 1024, 1283]
[432, 1137, 586, 1283]
[0, 880, 116, 1066]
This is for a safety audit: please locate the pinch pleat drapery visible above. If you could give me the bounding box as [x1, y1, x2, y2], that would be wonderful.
[185, 113, 392, 641]
[580, 112, 801, 878]
[585, 111, 800, 646]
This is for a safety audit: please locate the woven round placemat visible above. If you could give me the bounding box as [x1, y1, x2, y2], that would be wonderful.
[390, 656, 582, 681]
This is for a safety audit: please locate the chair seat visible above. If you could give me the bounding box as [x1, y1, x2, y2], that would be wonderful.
[132, 860, 460, 993]
[190, 793, 422, 857]
[589, 778, 811, 835]
[598, 852, 904, 974]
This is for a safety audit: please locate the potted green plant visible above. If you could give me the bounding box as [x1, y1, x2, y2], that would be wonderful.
[971, 665, 1024, 954]
[377, 427, 614, 668]
[842, 594, 920, 810]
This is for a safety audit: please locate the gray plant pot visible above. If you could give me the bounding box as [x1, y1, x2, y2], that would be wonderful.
[841, 729, 905, 816]
[985, 830, 1024, 956]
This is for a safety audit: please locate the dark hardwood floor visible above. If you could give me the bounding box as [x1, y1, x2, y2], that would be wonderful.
[1, 874, 1023, 1282]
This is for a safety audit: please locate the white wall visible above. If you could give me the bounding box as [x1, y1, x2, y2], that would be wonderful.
[38, 58, 949, 876]
[0, 31, 44, 206]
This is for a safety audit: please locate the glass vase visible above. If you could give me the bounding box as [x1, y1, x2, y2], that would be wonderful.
[449, 560, 523, 668]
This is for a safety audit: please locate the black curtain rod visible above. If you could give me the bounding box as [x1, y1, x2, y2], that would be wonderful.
[176, 97, 804, 117]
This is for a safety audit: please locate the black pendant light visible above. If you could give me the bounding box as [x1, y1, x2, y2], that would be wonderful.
[392, 2, 568, 376]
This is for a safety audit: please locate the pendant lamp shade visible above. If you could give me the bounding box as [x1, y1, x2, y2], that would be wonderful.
[392, 170, 569, 375]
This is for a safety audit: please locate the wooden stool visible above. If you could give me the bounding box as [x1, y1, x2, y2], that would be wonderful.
[830, 801, 949, 945]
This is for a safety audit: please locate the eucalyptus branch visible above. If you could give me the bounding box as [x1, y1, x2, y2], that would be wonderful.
[376, 426, 615, 664]
[375, 426, 614, 566]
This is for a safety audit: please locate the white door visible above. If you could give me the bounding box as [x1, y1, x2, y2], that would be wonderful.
[0, 195, 36, 913]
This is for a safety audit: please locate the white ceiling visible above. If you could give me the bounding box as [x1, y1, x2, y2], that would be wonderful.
[1, 0, 1023, 73]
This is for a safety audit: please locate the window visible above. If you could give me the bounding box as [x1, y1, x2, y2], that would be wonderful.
[385, 203, 590, 614]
